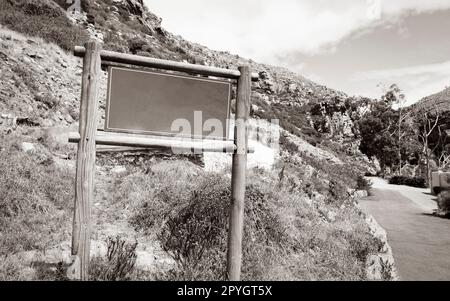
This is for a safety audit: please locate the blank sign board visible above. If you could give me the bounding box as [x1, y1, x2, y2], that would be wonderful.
[105, 67, 231, 140]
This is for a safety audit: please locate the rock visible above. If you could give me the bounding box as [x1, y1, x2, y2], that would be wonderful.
[326, 210, 337, 222]
[1, 113, 13, 119]
[26, 52, 43, 59]
[21, 142, 35, 153]
[20, 55, 33, 64]
[364, 214, 399, 280]
[41, 119, 54, 127]
[288, 83, 298, 93]
[65, 114, 74, 124]
[354, 190, 368, 199]
[111, 166, 127, 175]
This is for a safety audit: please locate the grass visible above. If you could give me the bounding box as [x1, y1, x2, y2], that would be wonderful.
[89, 236, 138, 281]
[114, 159, 383, 281]
[0, 134, 74, 280]
[11, 65, 39, 92]
[0, 0, 88, 51]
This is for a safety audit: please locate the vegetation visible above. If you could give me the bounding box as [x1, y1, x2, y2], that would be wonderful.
[0, 0, 397, 281]
[358, 85, 423, 176]
[358, 84, 450, 184]
[417, 111, 450, 171]
[388, 176, 426, 188]
[114, 160, 384, 281]
[0, 135, 74, 256]
[0, 0, 88, 51]
[356, 176, 373, 193]
[437, 190, 450, 217]
[89, 236, 138, 281]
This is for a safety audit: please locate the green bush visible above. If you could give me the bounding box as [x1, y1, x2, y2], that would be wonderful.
[388, 176, 426, 188]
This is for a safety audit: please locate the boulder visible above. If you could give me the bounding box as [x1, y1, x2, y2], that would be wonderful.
[111, 166, 127, 175]
[21, 142, 35, 153]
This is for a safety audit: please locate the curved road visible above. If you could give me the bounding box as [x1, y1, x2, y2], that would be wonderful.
[359, 178, 450, 281]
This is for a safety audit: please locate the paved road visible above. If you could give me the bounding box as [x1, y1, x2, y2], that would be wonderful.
[360, 178, 450, 281]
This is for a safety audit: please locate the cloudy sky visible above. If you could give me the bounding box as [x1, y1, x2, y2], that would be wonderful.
[144, 0, 450, 104]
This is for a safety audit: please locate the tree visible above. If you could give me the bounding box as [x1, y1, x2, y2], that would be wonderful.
[380, 84, 409, 175]
[417, 109, 440, 186]
[358, 99, 398, 174]
[358, 84, 421, 176]
[430, 112, 450, 170]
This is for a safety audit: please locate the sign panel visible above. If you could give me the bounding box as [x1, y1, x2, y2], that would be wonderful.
[105, 67, 232, 140]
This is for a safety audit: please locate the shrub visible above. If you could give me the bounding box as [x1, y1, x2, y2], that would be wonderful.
[437, 190, 450, 217]
[0, 0, 88, 51]
[121, 160, 380, 281]
[103, 31, 128, 53]
[128, 37, 147, 54]
[356, 175, 373, 192]
[89, 236, 138, 281]
[157, 174, 287, 280]
[279, 135, 299, 154]
[158, 175, 230, 279]
[12, 65, 38, 92]
[388, 176, 426, 188]
[34, 92, 60, 110]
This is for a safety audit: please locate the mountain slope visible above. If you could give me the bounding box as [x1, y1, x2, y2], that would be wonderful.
[412, 86, 450, 114]
[0, 0, 396, 281]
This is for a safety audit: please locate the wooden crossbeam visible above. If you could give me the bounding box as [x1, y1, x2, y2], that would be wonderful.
[69, 131, 255, 154]
[74, 46, 260, 82]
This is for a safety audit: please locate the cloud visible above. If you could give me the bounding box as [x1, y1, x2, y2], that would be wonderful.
[145, 0, 450, 61]
[353, 60, 450, 80]
[351, 60, 450, 104]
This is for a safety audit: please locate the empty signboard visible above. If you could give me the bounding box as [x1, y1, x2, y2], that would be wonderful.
[105, 67, 232, 140]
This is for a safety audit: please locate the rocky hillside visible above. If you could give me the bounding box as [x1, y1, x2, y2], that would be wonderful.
[0, 0, 396, 281]
[412, 86, 450, 114]
[0, 0, 377, 165]
[61, 0, 365, 144]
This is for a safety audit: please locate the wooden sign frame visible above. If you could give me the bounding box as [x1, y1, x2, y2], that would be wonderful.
[67, 41, 258, 281]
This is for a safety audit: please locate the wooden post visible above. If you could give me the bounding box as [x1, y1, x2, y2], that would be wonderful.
[227, 65, 251, 281]
[67, 41, 102, 281]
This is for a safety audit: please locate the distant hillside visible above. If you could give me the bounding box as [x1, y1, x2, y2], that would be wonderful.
[411, 86, 450, 114]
